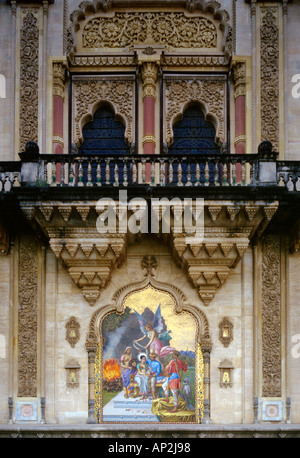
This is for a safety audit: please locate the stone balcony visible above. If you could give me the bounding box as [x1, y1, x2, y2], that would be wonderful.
[0, 140, 299, 307]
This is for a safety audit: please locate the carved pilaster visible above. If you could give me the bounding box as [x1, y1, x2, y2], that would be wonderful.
[261, 234, 281, 397]
[19, 10, 39, 152]
[260, 7, 280, 151]
[18, 233, 38, 397]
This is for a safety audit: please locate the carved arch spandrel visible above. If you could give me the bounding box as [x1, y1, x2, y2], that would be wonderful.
[72, 76, 135, 147]
[164, 78, 226, 147]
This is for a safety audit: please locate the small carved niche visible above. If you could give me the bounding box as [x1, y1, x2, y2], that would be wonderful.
[219, 359, 234, 388]
[65, 316, 80, 348]
[65, 359, 81, 388]
[219, 317, 233, 347]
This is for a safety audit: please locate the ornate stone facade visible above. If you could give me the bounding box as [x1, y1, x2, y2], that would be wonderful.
[0, 0, 300, 436]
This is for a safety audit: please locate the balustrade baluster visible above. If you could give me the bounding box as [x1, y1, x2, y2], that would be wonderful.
[69, 160, 75, 186]
[186, 161, 192, 186]
[113, 162, 119, 186]
[96, 161, 101, 186]
[151, 160, 155, 185]
[123, 160, 128, 186]
[214, 161, 219, 186]
[105, 159, 110, 185]
[241, 162, 246, 186]
[60, 159, 65, 186]
[169, 160, 174, 185]
[177, 161, 183, 186]
[87, 161, 93, 186]
[204, 161, 209, 186]
[141, 159, 146, 184]
[232, 161, 236, 186]
[195, 162, 200, 186]
[78, 161, 84, 187]
[249, 161, 254, 185]
[50, 161, 56, 187]
[222, 163, 228, 186]
[160, 159, 165, 186]
[132, 160, 137, 184]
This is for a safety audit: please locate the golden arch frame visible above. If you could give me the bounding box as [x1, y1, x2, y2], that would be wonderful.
[86, 274, 212, 424]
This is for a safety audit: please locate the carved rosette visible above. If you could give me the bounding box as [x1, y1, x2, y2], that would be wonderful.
[72, 77, 135, 146]
[19, 10, 39, 152]
[164, 78, 226, 147]
[18, 233, 38, 397]
[260, 8, 279, 151]
[261, 234, 281, 397]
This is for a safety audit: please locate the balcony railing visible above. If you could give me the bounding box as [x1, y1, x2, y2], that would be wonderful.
[0, 141, 300, 193]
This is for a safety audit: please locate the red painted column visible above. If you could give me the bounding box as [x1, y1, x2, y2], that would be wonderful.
[141, 62, 158, 182]
[232, 61, 246, 183]
[235, 95, 246, 155]
[52, 60, 67, 183]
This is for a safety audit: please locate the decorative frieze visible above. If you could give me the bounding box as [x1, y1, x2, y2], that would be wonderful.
[18, 233, 38, 397]
[261, 234, 281, 397]
[19, 10, 39, 152]
[82, 12, 218, 51]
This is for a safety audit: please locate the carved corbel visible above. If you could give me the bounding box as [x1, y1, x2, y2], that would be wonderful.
[52, 59, 68, 101]
[231, 60, 246, 99]
[140, 61, 159, 100]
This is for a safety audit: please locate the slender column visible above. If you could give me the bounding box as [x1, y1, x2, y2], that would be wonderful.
[87, 348, 97, 424]
[141, 61, 159, 181]
[232, 60, 246, 182]
[52, 60, 67, 182]
[52, 60, 67, 154]
[202, 347, 211, 424]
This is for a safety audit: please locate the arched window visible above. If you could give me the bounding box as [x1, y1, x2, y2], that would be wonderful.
[168, 105, 220, 155]
[167, 105, 220, 185]
[78, 105, 130, 156]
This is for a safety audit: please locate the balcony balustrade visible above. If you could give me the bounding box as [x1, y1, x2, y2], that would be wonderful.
[0, 141, 299, 193]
